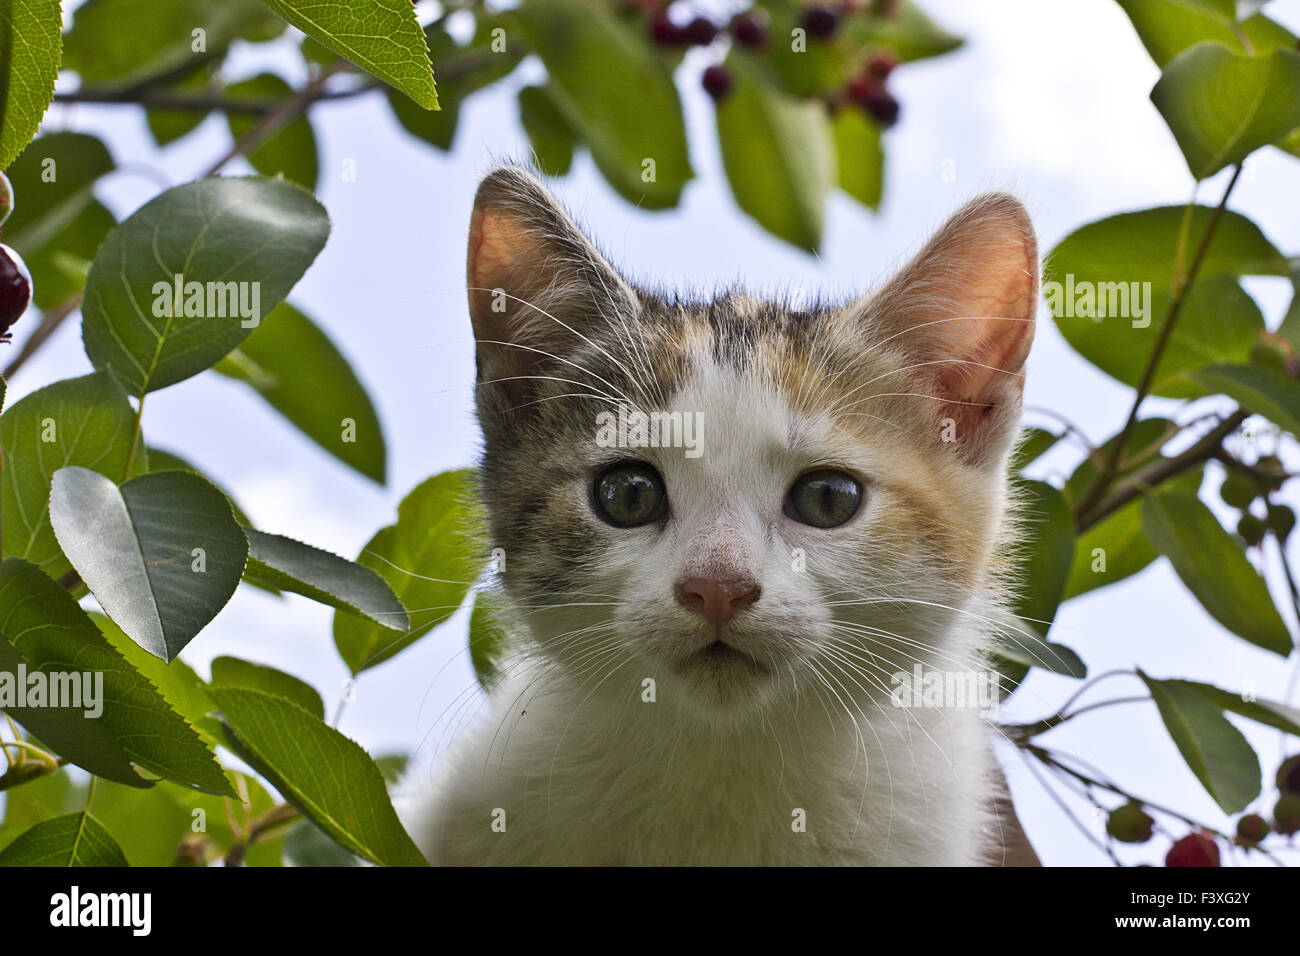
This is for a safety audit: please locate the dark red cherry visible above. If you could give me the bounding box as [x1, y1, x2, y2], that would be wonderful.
[0, 244, 32, 339]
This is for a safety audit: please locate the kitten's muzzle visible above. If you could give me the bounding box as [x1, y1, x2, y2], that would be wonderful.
[674, 576, 761, 631]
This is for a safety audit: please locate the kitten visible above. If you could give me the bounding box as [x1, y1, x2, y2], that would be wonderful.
[406, 166, 1040, 865]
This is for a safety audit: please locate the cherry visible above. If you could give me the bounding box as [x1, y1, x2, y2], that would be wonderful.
[1219, 470, 1257, 509]
[730, 11, 770, 48]
[0, 171, 12, 229]
[1256, 454, 1286, 490]
[801, 5, 839, 39]
[846, 73, 881, 105]
[1164, 831, 1220, 867]
[1235, 813, 1271, 846]
[0, 243, 32, 341]
[866, 50, 899, 79]
[702, 64, 734, 101]
[1237, 513, 1266, 546]
[649, 10, 686, 45]
[864, 89, 900, 127]
[1106, 802, 1155, 843]
[1278, 754, 1300, 795]
[1268, 503, 1296, 541]
[683, 16, 717, 45]
[1274, 794, 1300, 836]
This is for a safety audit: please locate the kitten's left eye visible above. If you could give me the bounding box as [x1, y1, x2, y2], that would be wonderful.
[785, 469, 863, 528]
[593, 463, 667, 527]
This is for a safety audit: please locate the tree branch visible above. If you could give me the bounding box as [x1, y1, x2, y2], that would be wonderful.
[1076, 410, 1247, 531]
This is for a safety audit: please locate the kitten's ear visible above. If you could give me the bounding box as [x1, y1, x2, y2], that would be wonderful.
[467, 166, 637, 413]
[857, 193, 1037, 467]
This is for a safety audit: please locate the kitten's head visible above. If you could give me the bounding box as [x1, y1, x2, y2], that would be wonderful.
[466, 166, 1037, 724]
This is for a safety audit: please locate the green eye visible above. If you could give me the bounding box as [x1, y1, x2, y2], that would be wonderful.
[785, 469, 863, 528]
[594, 464, 667, 528]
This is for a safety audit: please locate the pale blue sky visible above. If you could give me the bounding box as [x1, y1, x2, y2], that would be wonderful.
[10, 0, 1300, 865]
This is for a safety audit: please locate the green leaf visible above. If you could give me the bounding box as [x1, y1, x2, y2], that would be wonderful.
[0, 765, 82, 853]
[761, 0, 851, 97]
[1011, 426, 1062, 473]
[0, 0, 62, 170]
[717, 54, 835, 253]
[212, 303, 385, 483]
[207, 686, 428, 866]
[81, 177, 330, 396]
[993, 480, 1082, 692]
[0, 812, 128, 866]
[254, 0, 437, 108]
[762, 1, 961, 99]
[468, 592, 508, 690]
[283, 820, 363, 867]
[1011, 479, 1076, 634]
[519, 85, 576, 177]
[1167, 679, 1300, 736]
[225, 74, 319, 189]
[991, 629, 1087, 681]
[1141, 489, 1291, 654]
[91, 612, 216, 736]
[1140, 670, 1261, 814]
[210, 655, 324, 720]
[334, 470, 482, 674]
[1064, 462, 1203, 598]
[243, 529, 407, 632]
[512, 0, 692, 209]
[49, 467, 248, 662]
[88, 776, 192, 867]
[386, 21, 520, 153]
[1151, 43, 1300, 179]
[145, 62, 216, 147]
[1048, 206, 1286, 396]
[845, 1, 963, 62]
[2, 132, 116, 310]
[146, 447, 252, 527]
[1063, 419, 1173, 505]
[1117, 0, 1297, 67]
[0, 371, 146, 580]
[0, 558, 234, 794]
[1192, 362, 1300, 435]
[832, 107, 883, 211]
[63, 0, 283, 89]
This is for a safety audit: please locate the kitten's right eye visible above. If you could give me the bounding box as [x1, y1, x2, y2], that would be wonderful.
[785, 469, 863, 528]
[593, 464, 667, 528]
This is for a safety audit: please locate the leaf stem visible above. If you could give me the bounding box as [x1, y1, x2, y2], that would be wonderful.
[222, 803, 299, 866]
[120, 394, 146, 483]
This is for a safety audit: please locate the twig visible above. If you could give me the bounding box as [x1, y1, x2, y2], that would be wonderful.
[2, 294, 83, 380]
[1077, 410, 1248, 531]
[1073, 164, 1246, 519]
[202, 60, 352, 178]
[223, 803, 300, 866]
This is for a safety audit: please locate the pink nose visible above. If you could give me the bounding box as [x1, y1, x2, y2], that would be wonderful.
[676, 577, 761, 628]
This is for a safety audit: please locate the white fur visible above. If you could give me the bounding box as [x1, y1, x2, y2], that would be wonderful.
[404, 361, 1014, 865]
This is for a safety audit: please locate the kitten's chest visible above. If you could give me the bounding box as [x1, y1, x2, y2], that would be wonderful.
[437, 698, 968, 866]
